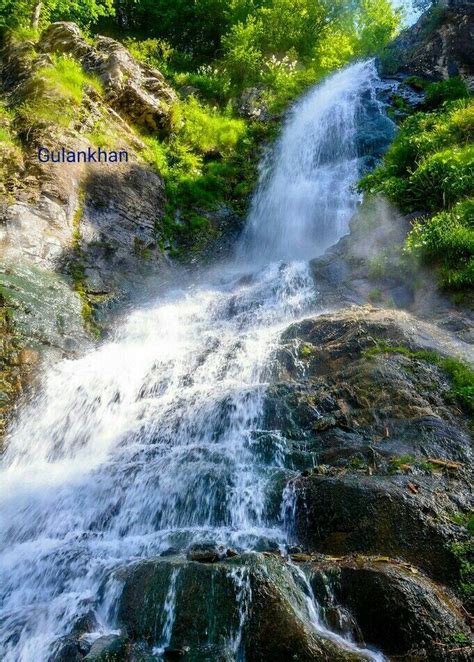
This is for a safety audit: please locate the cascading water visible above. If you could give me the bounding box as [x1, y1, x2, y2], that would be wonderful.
[0, 60, 390, 661]
[239, 60, 379, 263]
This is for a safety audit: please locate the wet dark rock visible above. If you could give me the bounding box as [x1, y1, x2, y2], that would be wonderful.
[163, 647, 189, 660]
[84, 634, 130, 661]
[308, 557, 472, 660]
[266, 306, 472, 470]
[118, 555, 368, 660]
[293, 472, 471, 585]
[72, 611, 99, 635]
[186, 543, 221, 563]
[266, 305, 473, 612]
[53, 637, 90, 661]
[355, 88, 396, 171]
[377, 75, 427, 118]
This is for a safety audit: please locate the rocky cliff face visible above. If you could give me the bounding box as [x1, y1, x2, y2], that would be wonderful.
[1, 22, 175, 294]
[0, 23, 179, 441]
[382, 2, 474, 88]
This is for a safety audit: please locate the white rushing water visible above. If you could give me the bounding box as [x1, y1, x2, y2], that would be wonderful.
[0, 60, 386, 661]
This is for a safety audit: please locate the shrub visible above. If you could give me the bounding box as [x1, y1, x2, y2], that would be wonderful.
[425, 77, 470, 109]
[407, 199, 474, 289]
[18, 54, 102, 129]
[180, 97, 246, 156]
[360, 96, 474, 292]
[407, 146, 474, 212]
[173, 67, 232, 105]
[124, 37, 174, 70]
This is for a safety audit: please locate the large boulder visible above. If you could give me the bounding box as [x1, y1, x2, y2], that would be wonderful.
[266, 307, 472, 593]
[305, 556, 472, 660]
[266, 307, 473, 468]
[118, 554, 369, 661]
[0, 24, 174, 439]
[292, 473, 469, 585]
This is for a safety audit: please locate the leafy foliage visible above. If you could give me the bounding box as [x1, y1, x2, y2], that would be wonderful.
[407, 200, 474, 289]
[360, 90, 474, 291]
[0, 1, 402, 257]
[139, 97, 260, 256]
[97, 0, 401, 104]
[425, 77, 470, 109]
[18, 54, 102, 128]
[0, 0, 114, 32]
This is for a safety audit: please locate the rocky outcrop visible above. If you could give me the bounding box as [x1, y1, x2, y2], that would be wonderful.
[58, 551, 472, 660]
[270, 306, 473, 454]
[267, 306, 472, 631]
[382, 3, 474, 88]
[112, 554, 380, 660]
[238, 86, 270, 121]
[0, 293, 39, 443]
[309, 197, 474, 344]
[40, 22, 177, 133]
[0, 23, 177, 442]
[0, 24, 173, 290]
[306, 556, 471, 660]
[293, 473, 467, 584]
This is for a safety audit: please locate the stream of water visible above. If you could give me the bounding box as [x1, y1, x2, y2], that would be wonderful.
[0, 60, 390, 661]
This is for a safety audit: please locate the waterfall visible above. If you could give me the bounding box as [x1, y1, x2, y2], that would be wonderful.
[0, 60, 389, 661]
[238, 59, 381, 263]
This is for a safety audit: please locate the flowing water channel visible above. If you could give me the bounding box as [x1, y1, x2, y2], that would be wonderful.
[0, 60, 392, 661]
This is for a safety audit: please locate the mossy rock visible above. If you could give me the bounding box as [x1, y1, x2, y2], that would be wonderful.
[117, 554, 369, 661]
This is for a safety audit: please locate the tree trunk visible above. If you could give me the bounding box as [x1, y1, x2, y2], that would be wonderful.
[31, 1, 43, 30]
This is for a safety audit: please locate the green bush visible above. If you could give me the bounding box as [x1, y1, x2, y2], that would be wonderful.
[180, 97, 246, 156]
[425, 76, 470, 109]
[137, 95, 257, 256]
[173, 67, 232, 105]
[124, 37, 175, 72]
[18, 54, 102, 128]
[406, 195, 473, 290]
[408, 146, 474, 212]
[360, 97, 474, 292]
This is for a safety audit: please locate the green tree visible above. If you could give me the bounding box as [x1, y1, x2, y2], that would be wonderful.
[355, 0, 402, 56]
[113, 0, 231, 58]
[0, 0, 114, 31]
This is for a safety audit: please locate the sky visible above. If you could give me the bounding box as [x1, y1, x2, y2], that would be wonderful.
[392, 0, 423, 26]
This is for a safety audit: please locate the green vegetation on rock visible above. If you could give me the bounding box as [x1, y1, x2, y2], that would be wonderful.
[360, 79, 473, 292]
[451, 539, 474, 609]
[19, 53, 103, 130]
[365, 341, 474, 416]
[0, 2, 402, 260]
[70, 194, 102, 338]
[0, 101, 22, 197]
